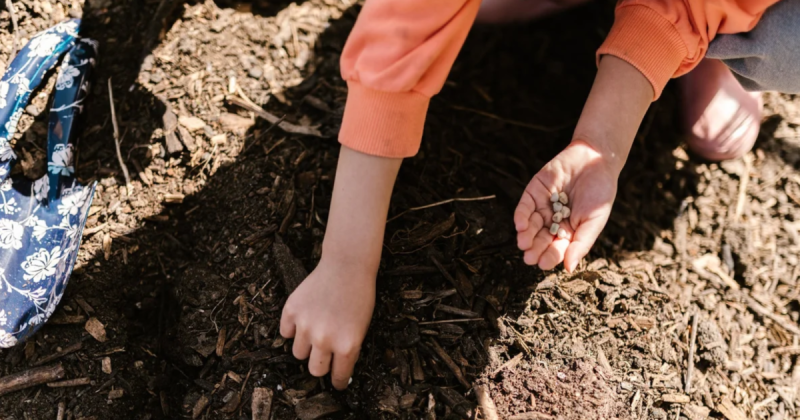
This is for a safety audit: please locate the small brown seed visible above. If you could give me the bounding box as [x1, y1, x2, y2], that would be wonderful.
[550, 223, 560, 235]
[559, 192, 569, 205]
[561, 206, 571, 218]
[557, 228, 569, 240]
[550, 192, 559, 203]
[553, 202, 563, 212]
[552, 212, 563, 223]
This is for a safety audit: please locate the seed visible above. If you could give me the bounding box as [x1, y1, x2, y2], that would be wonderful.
[557, 228, 568, 240]
[550, 192, 559, 203]
[552, 212, 563, 223]
[561, 206, 571, 218]
[553, 202, 563, 212]
[550, 223, 560, 235]
[559, 192, 569, 205]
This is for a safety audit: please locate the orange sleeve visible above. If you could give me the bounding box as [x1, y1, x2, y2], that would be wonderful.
[597, 0, 781, 99]
[338, 0, 481, 158]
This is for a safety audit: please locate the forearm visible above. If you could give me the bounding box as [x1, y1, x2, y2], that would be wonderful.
[321, 145, 402, 273]
[573, 55, 653, 173]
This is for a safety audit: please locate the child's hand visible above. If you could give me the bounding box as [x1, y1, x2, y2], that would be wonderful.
[515, 55, 654, 271]
[280, 258, 376, 390]
[514, 140, 618, 272]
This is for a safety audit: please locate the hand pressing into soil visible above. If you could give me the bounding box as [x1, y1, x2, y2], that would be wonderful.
[280, 258, 376, 390]
[515, 140, 618, 271]
[279, 146, 402, 390]
[515, 56, 655, 271]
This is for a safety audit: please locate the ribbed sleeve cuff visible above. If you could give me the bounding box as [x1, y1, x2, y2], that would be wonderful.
[338, 81, 430, 158]
[597, 4, 687, 100]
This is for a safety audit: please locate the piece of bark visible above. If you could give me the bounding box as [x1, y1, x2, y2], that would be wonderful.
[474, 385, 499, 420]
[273, 236, 307, 294]
[428, 339, 470, 388]
[252, 388, 273, 420]
[295, 392, 342, 420]
[162, 107, 184, 154]
[0, 364, 65, 396]
[192, 394, 210, 419]
[177, 125, 196, 151]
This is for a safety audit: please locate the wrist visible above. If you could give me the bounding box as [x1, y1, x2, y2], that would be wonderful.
[572, 55, 653, 175]
[319, 238, 382, 277]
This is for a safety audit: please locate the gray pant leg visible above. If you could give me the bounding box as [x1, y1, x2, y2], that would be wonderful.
[707, 0, 800, 93]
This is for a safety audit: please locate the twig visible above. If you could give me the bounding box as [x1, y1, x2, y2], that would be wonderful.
[733, 154, 752, 220]
[33, 341, 82, 366]
[47, 377, 92, 388]
[5, 0, 18, 57]
[745, 294, 800, 335]
[387, 195, 496, 223]
[56, 400, 66, 420]
[226, 95, 323, 137]
[108, 78, 132, 196]
[427, 339, 470, 388]
[0, 364, 65, 397]
[418, 318, 484, 325]
[685, 313, 698, 394]
[474, 385, 499, 420]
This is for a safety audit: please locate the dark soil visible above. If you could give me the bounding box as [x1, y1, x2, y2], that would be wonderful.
[2, 0, 800, 419]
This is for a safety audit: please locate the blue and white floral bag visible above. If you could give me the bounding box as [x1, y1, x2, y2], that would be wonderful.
[0, 20, 97, 348]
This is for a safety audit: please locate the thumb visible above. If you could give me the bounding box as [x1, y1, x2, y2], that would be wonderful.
[280, 305, 297, 339]
[564, 212, 609, 272]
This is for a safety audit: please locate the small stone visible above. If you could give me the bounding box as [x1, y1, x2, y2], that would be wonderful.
[552, 212, 563, 223]
[557, 372, 566, 381]
[561, 206, 571, 218]
[553, 202, 563, 212]
[550, 192, 559, 203]
[557, 229, 568, 240]
[559, 192, 569, 205]
[550, 223, 559, 235]
[248, 67, 263, 79]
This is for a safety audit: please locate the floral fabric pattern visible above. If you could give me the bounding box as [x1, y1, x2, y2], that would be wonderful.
[0, 20, 97, 348]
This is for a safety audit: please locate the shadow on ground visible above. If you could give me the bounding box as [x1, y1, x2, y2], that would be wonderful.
[0, 0, 724, 418]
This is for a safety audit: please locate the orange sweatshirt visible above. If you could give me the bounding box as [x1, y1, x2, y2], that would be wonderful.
[339, 0, 780, 158]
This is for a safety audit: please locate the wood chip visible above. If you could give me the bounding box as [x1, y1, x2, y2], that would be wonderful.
[179, 116, 206, 132]
[661, 393, 690, 404]
[251, 387, 273, 420]
[108, 388, 124, 399]
[102, 357, 112, 375]
[85, 317, 107, 342]
[717, 397, 747, 420]
[192, 394, 210, 419]
[295, 392, 342, 420]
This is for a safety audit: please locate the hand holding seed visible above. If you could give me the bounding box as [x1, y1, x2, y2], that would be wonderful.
[513, 141, 619, 272]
